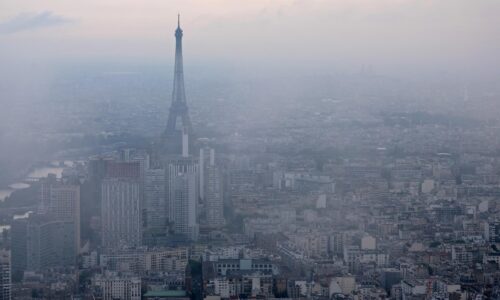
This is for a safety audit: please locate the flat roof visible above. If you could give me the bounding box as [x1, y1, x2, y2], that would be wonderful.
[144, 290, 187, 297]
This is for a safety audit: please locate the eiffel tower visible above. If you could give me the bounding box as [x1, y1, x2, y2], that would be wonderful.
[160, 15, 194, 158]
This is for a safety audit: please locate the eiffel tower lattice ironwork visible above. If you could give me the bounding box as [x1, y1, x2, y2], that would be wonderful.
[162, 14, 193, 155]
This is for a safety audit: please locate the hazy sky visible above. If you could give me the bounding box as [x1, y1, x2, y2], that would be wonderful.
[1, 0, 499, 74]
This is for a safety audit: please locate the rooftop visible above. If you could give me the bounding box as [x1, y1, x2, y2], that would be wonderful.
[143, 290, 187, 297]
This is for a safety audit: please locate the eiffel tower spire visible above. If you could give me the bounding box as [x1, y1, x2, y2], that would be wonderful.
[162, 15, 193, 155]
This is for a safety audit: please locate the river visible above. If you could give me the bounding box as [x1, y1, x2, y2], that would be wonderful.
[0, 164, 66, 201]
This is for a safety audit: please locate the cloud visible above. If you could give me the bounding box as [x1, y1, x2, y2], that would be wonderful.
[0, 11, 73, 34]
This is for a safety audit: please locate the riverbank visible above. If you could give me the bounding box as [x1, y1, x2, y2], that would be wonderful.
[0, 162, 66, 202]
[0, 183, 39, 209]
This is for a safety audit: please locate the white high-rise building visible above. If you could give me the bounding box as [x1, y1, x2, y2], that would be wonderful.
[167, 157, 199, 241]
[144, 168, 166, 230]
[101, 178, 142, 249]
[200, 147, 224, 228]
[0, 250, 11, 300]
[206, 166, 224, 228]
[199, 147, 215, 202]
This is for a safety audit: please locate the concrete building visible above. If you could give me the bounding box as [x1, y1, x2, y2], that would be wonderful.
[485, 220, 500, 243]
[99, 247, 188, 273]
[0, 250, 11, 300]
[199, 146, 214, 203]
[199, 147, 225, 228]
[166, 157, 199, 241]
[92, 272, 141, 300]
[144, 168, 166, 231]
[101, 178, 142, 249]
[45, 183, 81, 253]
[200, 146, 225, 229]
[10, 218, 27, 281]
[27, 215, 76, 271]
[361, 235, 376, 250]
[11, 214, 76, 273]
[211, 259, 279, 276]
[205, 163, 224, 228]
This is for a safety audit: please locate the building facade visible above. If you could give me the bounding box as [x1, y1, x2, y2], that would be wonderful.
[167, 157, 199, 241]
[92, 272, 141, 300]
[101, 178, 142, 249]
[0, 250, 11, 300]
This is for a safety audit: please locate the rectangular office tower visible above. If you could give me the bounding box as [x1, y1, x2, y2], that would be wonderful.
[11, 214, 76, 275]
[199, 147, 215, 203]
[167, 157, 199, 241]
[200, 147, 224, 228]
[144, 168, 166, 230]
[205, 165, 225, 228]
[0, 250, 11, 300]
[28, 216, 76, 270]
[48, 184, 80, 253]
[101, 178, 142, 249]
[38, 177, 81, 254]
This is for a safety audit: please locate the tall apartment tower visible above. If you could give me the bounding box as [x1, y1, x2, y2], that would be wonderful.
[0, 250, 11, 300]
[85, 157, 109, 239]
[143, 167, 168, 247]
[48, 184, 80, 253]
[144, 168, 166, 232]
[38, 177, 81, 254]
[10, 219, 27, 281]
[205, 165, 224, 228]
[166, 156, 199, 241]
[200, 147, 224, 228]
[199, 147, 215, 202]
[101, 162, 142, 250]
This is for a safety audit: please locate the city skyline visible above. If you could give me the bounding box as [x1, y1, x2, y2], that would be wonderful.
[0, 3, 500, 300]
